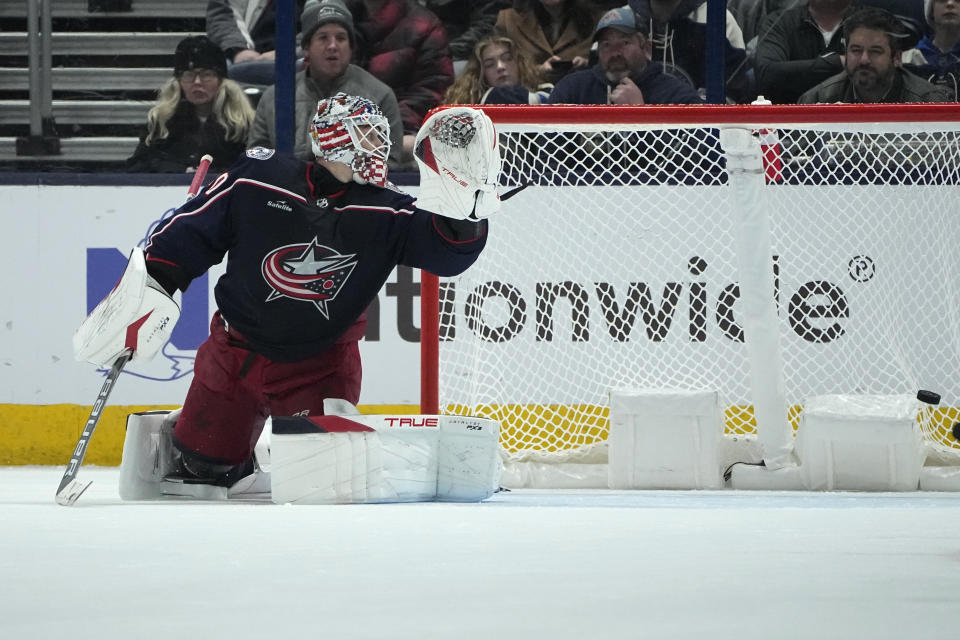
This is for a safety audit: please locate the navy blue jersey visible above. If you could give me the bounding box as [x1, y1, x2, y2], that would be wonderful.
[145, 148, 487, 362]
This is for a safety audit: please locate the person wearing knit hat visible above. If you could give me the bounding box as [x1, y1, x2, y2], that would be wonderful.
[902, 0, 960, 99]
[126, 36, 255, 172]
[174, 35, 229, 78]
[248, 0, 406, 166]
[300, 0, 355, 48]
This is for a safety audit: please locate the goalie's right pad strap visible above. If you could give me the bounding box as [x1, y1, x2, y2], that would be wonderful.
[414, 106, 501, 221]
[73, 249, 181, 367]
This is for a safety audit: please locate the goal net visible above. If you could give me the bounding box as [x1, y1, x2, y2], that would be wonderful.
[420, 104, 960, 486]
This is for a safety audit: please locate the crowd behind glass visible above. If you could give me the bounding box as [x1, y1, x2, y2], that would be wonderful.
[130, 0, 958, 173]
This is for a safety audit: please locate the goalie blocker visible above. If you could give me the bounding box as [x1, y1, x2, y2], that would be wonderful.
[73, 248, 180, 368]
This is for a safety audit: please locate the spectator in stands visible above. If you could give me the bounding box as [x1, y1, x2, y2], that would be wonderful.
[549, 5, 703, 104]
[799, 7, 952, 103]
[127, 36, 255, 173]
[422, 0, 511, 75]
[445, 34, 551, 103]
[862, 1, 928, 49]
[628, 0, 754, 103]
[902, 0, 960, 100]
[494, 0, 605, 86]
[729, 0, 782, 50]
[344, 0, 453, 159]
[728, 0, 799, 75]
[206, 0, 306, 86]
[248, 0, 405, 166]
[754, 0, 858, 104]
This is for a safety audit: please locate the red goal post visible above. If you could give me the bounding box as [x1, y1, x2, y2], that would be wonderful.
[420, 103, 960, 478]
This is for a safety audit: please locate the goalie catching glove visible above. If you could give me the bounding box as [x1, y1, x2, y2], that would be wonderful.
[414, 107, 501, 221]
[73, 249, 180, 368]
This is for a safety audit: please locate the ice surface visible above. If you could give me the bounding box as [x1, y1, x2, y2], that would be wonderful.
[2, 467, 960, 639]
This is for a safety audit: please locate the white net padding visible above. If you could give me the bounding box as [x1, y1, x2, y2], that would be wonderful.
[420, 105, 960, 477]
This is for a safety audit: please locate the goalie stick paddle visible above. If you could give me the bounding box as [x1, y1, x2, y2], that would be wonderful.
[55, 155, 214, 506]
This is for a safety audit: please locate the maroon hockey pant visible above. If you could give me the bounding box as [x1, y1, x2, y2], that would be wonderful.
[174, 312, 362, 465]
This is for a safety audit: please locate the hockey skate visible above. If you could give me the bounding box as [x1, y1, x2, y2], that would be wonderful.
[118, 410, 271, 501]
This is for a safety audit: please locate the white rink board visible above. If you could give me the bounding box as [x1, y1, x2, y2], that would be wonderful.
[440, 183, 957, 404]
[1, 181, 954, 407]
[0, 184, 423, 405]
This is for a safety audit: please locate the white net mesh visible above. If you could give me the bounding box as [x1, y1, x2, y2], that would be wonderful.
[424, 106, 960, 468]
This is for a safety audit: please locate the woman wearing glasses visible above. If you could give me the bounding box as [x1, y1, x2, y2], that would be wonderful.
[127, 36, 255, 173]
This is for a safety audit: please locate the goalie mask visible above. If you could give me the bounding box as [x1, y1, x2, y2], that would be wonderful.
[310, 93, 392, 186]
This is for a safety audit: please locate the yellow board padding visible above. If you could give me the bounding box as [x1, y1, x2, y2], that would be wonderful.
[444, 403, 764, 454]
[7, 402, 958, 465]
[0, 403, 422, 465]
[445, 403, 960, 455]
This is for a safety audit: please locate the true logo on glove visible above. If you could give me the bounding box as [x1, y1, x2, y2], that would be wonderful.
[442, 167, 468, 187]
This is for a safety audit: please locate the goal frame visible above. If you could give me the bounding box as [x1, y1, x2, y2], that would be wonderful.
[419, 103, 960, 475]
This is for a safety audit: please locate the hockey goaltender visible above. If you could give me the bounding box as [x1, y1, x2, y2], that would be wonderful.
[72, 94, 504, 504]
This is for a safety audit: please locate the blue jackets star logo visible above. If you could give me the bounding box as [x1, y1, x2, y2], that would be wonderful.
[261, 238, 358, 318]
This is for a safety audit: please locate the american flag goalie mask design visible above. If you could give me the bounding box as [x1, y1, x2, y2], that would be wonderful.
[310, 93, 392, 187]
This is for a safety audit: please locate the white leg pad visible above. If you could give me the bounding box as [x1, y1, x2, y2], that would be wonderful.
[118, 410, 179, 500]
[271, 429, 438, 504]
[119, 408, 269, 501]
[270, 412, 501, 504]
[437, 416, 501, 501]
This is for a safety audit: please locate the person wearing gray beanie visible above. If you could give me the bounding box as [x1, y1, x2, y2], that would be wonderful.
[301, 0, 356, 49]
[249, 0, 406, 166]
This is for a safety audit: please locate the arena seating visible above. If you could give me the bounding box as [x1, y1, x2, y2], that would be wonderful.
[0, 0, 205, 170]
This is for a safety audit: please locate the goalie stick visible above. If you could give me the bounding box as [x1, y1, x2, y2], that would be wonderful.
[186, 154, 213, 199]
[500, 183, 530, 201]
[55, 154, 213, 506]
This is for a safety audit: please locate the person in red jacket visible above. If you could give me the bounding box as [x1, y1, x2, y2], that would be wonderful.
[345, 0, 454, 161]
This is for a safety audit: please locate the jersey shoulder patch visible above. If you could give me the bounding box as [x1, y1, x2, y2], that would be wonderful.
[246, 147, 276, 160]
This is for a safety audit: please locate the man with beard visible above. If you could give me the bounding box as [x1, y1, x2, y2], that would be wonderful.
[799, 7, 950, 103]
[755, 0, 859, 104]
[549, 5, 703, 104]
